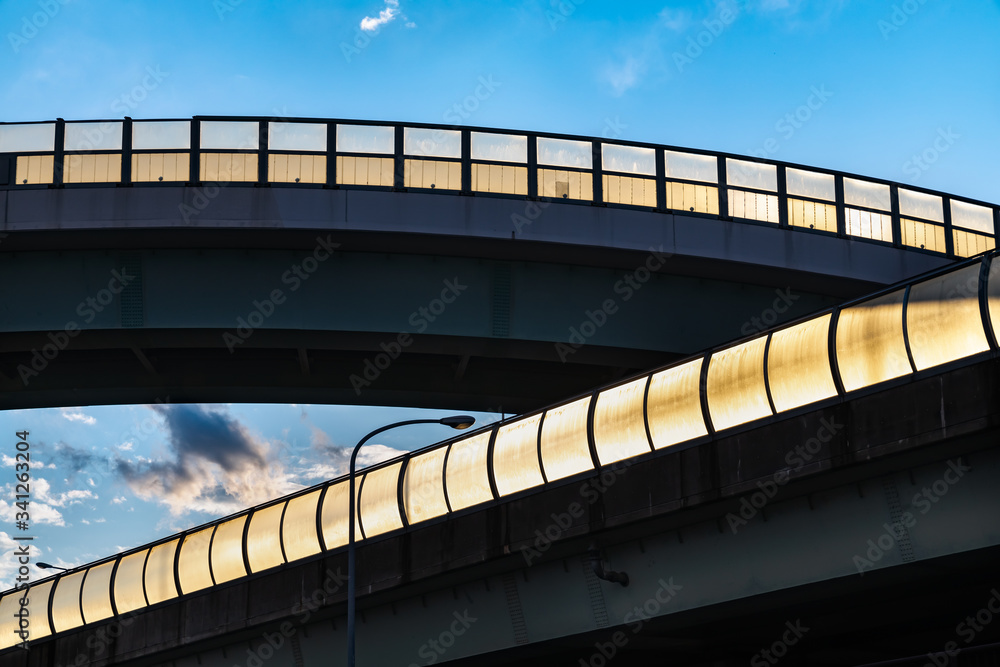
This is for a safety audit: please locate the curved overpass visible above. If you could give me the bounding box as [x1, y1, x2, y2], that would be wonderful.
[0, 116, 995, 411]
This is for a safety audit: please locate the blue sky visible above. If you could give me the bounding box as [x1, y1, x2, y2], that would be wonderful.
[0, 0, 998, 587]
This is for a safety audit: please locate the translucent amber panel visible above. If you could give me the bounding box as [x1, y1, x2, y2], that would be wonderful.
[51, 572, 85, 632]
[846, 208, 893, 243]
[726, 159, 777, 191]
[403, 446, 449, 524]
[269, 153, 327, 184]
[471, 163, 527, 195]
[537, 137, 592, 169]
[359, 461, 404, 537]
[336, 156, 394, 186]
[602, 144, 655, 176]
[665, 181, 719, 215]
[603, 174, 656, 207]
[835, 289, 911, 391]
[663, 150, 717, 183]
[953, 229, 995, 258]
[200, 153, 258, 182]
[63, 153, 122, 183]
[211, 515, 248, 584]
[493, 414, 544, 496]
[844, 178, 891, 211]
[646, 358, 707, 448]
[404, 159, 461, 190]
[538, 168, 593, 201]
[785, 168, 835, 201]
[0, 122, 55, 152]
[81, 561, 115, 623]
[898, 188, 943, 223]
[901, 218, 946, 253]
[283, 489, 322, 561]
[767, 314, 837, 412]
[178, 527, 215, 594]
[114, 549, 149, 613]
[132, 153, 190, 182]
[729, 190, 779, 223]
[15, 155, 54, 184]
[951, 200, 994, 235]
[321, 480, 361, 549]
[247, 503, 286, 573]
[788, 198, 837, 232]
[132, 121, 190, 149]
[144, 539, 179, 605]
[65, 122, 122, 151]
[593, 377, 651, 465]
[0, 581, 54, 648]
[539, 396, 593, 481]
[706, 337, 772, 431]
[988, 259, 1000, 345]
[445, 431, 494, 511]
[907, 264, 989, 371]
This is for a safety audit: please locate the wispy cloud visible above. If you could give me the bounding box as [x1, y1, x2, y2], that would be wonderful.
[61, 409, 96, 425]
[360, 0, 415, 32]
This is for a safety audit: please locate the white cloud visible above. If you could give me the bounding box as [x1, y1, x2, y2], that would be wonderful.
[111, 496, 127, 505]
[659, 7, 691, 31]
[360, 0, 411, 32]
[603, 56, 644, 96]
[61, 409, 96, 425]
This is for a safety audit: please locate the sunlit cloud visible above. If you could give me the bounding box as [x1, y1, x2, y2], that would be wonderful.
[360, 0, 415, 32]
[61, 409, 96, 425]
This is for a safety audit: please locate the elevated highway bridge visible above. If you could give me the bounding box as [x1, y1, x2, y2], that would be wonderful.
[2, 116, 995, 412]
[2, 247, 1000, 665]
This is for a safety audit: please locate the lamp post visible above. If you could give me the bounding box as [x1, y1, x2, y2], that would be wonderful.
[36, 562, 69, 572]
[347, 415, 475, 667]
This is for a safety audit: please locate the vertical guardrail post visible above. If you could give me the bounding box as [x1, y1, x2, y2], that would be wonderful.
[942, 197, 955, 257]
[889, 184, 901, 247]
[258, 121, 268, 185]
[326, 121, 336, 187]
[461, 128, 471, 195]
[834, 175, 846, 237]
[591, 140, 603, 205]
[527, 134, 537, 199]
[393, 124, 404, 190]
[190, 119, 201, 184]
[53, 118, 65, 187]
[655, 148, 666, 212]
[121, 117, 133, 186]
[776, 165, 788, 228]
[716, 157, 728, 219]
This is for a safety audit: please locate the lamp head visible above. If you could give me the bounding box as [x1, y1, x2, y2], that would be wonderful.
[439, 415, 475, 430]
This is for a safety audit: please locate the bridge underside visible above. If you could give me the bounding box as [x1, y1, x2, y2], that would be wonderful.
[13, 357, 1000, 667]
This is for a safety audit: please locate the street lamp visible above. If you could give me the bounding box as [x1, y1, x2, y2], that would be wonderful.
[347, 415, 475, 667]
[35, 562, 69, 571]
